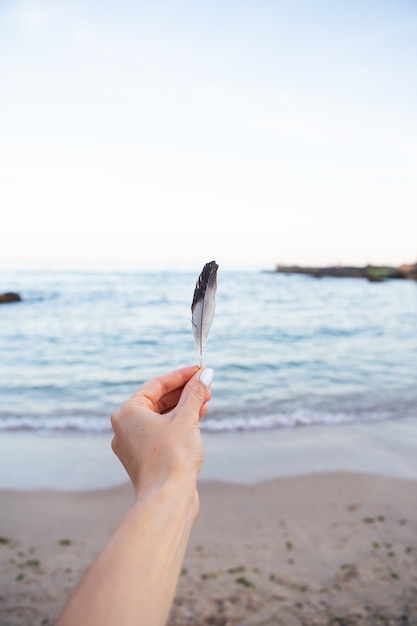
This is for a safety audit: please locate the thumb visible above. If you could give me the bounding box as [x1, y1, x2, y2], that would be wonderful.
[176, 368, 214, 420]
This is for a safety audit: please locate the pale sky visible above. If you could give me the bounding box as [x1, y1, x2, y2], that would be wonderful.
[1, 0, 416, 270]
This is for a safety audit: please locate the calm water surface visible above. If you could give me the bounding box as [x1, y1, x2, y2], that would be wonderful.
[1, 267, 416, 432]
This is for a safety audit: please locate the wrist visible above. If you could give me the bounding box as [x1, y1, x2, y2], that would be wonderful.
[133, 473, 199, 522]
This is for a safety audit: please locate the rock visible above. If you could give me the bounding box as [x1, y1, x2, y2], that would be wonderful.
[0, 292, 22, 303]
[364, 266, 401, 282]
[277, 265, 368, 278]
[276, 263, 417, 281]
[397, 264, 417, 280]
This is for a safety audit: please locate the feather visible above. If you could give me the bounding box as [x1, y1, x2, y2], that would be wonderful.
[191, 260, 219, 366]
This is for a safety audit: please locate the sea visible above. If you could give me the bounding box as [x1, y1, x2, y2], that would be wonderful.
[1, 266, 416, 435]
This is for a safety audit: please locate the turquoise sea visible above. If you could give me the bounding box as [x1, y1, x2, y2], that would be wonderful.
[1, 267, 416, 434]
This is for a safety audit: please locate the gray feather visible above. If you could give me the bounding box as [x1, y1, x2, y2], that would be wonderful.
[191, 261, 218, 366]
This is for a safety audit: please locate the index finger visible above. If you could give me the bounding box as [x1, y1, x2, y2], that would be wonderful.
[134, 365, 200, 409]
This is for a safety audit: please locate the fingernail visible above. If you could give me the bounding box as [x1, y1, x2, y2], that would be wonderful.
[200, 368, 214, 388]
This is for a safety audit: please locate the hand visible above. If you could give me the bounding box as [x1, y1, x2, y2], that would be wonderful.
[111, 365, 213, 510]
[57, 367, 214, 626]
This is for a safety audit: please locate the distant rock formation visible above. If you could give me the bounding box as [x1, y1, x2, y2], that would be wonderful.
[397, 264, 417, 280]
[276, 264, 417, 282]
[0, 292, 22, 303]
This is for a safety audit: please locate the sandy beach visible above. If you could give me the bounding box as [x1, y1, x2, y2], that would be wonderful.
[1, 420, 417, 626]
[0, 473, 416, 625]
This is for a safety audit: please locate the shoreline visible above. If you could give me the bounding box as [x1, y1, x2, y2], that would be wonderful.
[0, 416, 416, 490]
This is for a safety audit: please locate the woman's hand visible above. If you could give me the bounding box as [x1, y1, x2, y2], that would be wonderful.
[56, 365, 214, 626]
[111, 365, 213, 510]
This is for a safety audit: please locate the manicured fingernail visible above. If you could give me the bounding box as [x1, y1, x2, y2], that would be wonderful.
[200, 368, 214, 388]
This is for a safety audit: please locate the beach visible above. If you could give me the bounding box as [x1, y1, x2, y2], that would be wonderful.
[1, 420, 417, 625]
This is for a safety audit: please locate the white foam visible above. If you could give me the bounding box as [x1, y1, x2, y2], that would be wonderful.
[200, 408, 394, 432]
[0, 406, 398, 434]
[0, 415, 112, 433]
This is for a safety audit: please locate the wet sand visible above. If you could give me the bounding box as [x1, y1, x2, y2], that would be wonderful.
[1, 416, 417, 490]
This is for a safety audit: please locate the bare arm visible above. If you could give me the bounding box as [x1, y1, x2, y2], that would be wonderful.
[56, 365, 213, 626]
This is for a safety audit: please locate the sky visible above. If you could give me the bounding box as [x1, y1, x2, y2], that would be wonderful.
[1, 0, 416, 270]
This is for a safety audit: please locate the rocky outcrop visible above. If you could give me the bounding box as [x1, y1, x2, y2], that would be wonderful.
[0, 292, 22, 303]
[397, 264, 417, 280]
[277, 264, 417, 282]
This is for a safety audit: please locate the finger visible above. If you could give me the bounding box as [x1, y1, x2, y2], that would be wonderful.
[176, 368, 214, 423]
[132, 365, 200, 409]
[200, 401, 210, 420]
[158, 386, 211, 415]
[156, 387, 185, 414]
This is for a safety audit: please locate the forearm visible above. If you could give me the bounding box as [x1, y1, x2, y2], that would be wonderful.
[56, 479, 197, 626]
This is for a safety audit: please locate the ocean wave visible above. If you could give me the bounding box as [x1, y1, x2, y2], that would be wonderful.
[200, 408, 400, 432]
[0, 407, 401, 434]
[0, 416, 112, 433]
